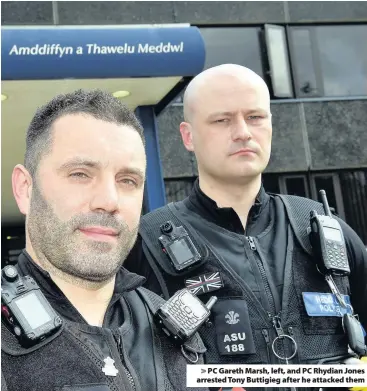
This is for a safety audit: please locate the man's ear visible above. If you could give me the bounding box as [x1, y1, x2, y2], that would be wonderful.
[179, 122, 194, 152]
[12, 164, 33, 216]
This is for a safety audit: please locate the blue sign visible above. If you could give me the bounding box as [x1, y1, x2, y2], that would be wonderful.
[1, 26, 205, 80]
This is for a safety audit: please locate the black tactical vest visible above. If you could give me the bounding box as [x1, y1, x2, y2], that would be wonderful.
[1, 287, 207, 391]
[139, 195, 352, 377]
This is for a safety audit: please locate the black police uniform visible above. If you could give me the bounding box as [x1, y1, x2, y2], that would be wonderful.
[1, 251, 208, 391]
[125, 180, 367, 373]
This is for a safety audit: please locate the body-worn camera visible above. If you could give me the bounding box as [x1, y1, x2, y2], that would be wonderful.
[1, 265, 62, 347]
[155, 288, 217, 344]
[309, 190, 350, 276]
[159, 221, 201, 271]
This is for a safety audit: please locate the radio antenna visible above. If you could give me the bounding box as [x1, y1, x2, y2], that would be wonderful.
[319, 190, 332, 217]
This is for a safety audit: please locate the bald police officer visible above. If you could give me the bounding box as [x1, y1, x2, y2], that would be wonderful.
[125, 65, 367, 379]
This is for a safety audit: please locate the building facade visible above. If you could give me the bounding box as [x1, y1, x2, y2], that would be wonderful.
[2, 1, 367, 263]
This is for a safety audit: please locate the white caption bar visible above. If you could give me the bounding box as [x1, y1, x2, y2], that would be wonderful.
[187, 365, 367, 388]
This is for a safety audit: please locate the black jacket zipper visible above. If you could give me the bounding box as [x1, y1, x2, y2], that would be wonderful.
[247, 236, 293, 365]
[272, 313, 285, 338]
[246, 236, 277, 316]
[272, 313, 292, 367]
[114, 334, 136, 391]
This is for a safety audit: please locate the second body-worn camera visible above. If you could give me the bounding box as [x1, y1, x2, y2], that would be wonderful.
[158, 221, 202, 271]
[1, 265, 62, 347]
[155, 288, 217, 344]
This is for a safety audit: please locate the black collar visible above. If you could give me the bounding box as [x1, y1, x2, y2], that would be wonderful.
[16, 250, 146, 323]
[184, 178, 271, 235]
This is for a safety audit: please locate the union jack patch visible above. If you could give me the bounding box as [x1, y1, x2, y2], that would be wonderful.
[185, 272, 223, 295]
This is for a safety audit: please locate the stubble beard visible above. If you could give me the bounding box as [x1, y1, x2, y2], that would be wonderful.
[27, 182, 138, 283]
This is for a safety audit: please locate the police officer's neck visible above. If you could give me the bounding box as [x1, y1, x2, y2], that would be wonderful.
[26, 243, 115, 327]
[198, 174, 262, 229]
[52, 273, 115, 327]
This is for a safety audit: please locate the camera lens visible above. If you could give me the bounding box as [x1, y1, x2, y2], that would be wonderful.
[161, 222, 173, 234]
[2, 265, 19, 282]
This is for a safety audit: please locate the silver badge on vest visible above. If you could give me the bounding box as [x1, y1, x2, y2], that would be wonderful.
[102, 356, 118, 377]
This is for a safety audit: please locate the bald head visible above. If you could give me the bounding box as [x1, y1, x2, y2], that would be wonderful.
[183, 64, 270, 123]
[179, 64, 273, 186]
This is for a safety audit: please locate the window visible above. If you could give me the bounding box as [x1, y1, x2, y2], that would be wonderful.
[288, 28, 322, 97]
[289, 25, 367, 97]
[279, 175, 310, 198]
[262, 173, 281, 194]
[200, 27, 265, 79]
[164, 178, 196, 203]
[265, 24, 293, 98]
[310, 173, 345, 219]
[339, 170, 367, 245]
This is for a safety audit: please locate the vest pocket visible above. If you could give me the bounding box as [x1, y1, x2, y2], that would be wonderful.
[288, 325, 349, 362]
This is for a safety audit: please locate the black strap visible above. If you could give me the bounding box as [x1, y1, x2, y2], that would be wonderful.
[142, 240, 170, 299]
[277, 194, 325, 255]
[139, 203, 183, 276]
[278, 194, 351, 296]
[136, 286, 166, 315]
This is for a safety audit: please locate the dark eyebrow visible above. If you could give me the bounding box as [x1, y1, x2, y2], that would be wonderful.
[57, 158, 102, 172]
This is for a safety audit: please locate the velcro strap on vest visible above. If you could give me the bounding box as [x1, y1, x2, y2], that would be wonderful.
[139, 201, 209, 276]
[278, 194, 325, 255]
[136, 286, 166, 313]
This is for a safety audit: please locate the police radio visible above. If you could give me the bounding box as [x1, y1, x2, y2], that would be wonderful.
[1, 265, 62, 347]
[309, 191, 367, 356]
[309, 190, 350, 276]
[155, 288, 217, 344]
[158, 221, 201, 271]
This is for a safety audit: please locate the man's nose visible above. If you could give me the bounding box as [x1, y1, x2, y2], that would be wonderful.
[89, 178, 119, 214]
[231, 119, 252, 141]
